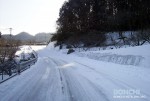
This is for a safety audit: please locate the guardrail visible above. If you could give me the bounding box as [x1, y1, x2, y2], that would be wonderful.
[0, 58, 37, 84]
[19, 58, 37, 72]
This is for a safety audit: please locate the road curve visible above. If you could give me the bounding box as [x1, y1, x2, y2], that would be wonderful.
[0, 57, 148, 101]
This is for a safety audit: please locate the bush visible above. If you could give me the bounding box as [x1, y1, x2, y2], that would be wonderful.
[66, 45, 72, 49]
[67, 48, 75, 54]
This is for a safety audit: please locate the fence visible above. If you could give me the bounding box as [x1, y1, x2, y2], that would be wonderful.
[0, 58, 37, 84]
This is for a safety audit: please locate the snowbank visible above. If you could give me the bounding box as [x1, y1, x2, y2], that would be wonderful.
[75, 45, 150, 68]
[76, 53, 144, 66]
[45, 42, 150, 68]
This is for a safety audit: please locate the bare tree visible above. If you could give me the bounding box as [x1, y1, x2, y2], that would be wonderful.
[0, 37, 20, 64]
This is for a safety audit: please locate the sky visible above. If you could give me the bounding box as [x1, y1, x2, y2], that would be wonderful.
[0, 0, 66, 35]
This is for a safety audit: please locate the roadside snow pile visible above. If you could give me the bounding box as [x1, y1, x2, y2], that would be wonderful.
[76, 53, 144, 66]
[75, 45, 150, 68]
[30, 45, 46, 51]
[45, 42, 150, 67]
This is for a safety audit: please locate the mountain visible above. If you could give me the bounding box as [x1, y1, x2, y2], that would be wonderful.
[34, 33, 52, 42]
[14, 32, 34, 41]
[2, 32, 53, 43]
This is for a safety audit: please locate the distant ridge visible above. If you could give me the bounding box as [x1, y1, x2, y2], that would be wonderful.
[2, 32, 53, 43]
[14, 32, 34, 41]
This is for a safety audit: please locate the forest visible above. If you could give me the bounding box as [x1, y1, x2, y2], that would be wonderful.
[51, 0, 150, 49]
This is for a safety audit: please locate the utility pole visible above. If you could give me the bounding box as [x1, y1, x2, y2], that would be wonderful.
[8, 28, 13, 46]
[45, 34, 46, 43]
[9, 28, 12, 37]
[0, 31, 2, 38]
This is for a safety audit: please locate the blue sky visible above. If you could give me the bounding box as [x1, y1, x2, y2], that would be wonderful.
[0, 0, 66, 35]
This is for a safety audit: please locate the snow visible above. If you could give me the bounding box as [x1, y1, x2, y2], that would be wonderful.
[75, 44, 150, 68]
[0, 43, 150, 101]
[14, 45, 45, 63]
[30, 45, 46, 51]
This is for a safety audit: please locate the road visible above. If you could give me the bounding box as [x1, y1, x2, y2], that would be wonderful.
[0, 56, 149, 101]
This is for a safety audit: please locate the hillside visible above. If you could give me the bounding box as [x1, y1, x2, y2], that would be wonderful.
[2, 32, 52, 43]
[14, 32, 34, 41]
[34, 33, 52, 42]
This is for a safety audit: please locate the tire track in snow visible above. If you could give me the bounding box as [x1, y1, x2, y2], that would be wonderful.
[50, 58, 110, 101]
[49, 57, 74, 101]
[61, 67, 110, 101]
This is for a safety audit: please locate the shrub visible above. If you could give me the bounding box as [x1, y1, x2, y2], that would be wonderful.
[67, 48, 75, 54]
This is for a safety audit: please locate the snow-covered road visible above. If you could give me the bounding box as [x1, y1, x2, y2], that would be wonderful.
[0, 45, 150, 101]
[0, 57, 110, 101]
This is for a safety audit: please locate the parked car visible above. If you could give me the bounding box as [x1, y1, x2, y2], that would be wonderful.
[14, 45, 37, 63]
